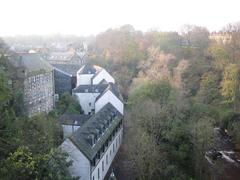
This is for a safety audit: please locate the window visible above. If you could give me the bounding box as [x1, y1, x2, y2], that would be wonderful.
[85, 88, 88, 93]
[92, 176, 95, 180]
[110, 150, 112, 156]
[102, 161, 104, 172]
[113, 143, 115, 152]
[106, 154, 108, 165]
[89, 102, 91, 106]
[98, 168, 100, 179]
[95, 89, 99, 93]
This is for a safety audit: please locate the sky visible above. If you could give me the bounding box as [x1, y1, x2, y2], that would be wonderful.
[0, 0, 240, 36]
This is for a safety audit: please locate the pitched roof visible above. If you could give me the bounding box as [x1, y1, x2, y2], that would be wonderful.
[77, 64, 102, 75]
[91, 68, 102, 80]
[51, 64, 82, 76]
[8, 53, 53, 77]
[99, 79, 108, 84]
[69, 103, 123, 161]
[72, 84, 108, 94]
[47, 52, 75, 61]
[96, 83, 123, 102]
[60, 114, 91, 126]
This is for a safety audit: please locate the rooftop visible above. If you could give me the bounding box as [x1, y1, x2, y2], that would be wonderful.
[60, 114, 91, 126]
[78, 64, 102, 75]
[72, 84, 109, 94]
[47, 52, 75, 61]
[96, 83, 123, 102]
[8, 53, 53, 77]
[52, 64, 82, 76]
[69, 103, 123, 161]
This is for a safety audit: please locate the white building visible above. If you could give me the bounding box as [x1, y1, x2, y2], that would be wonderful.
[95, 84, 124, 115]
[76, 64, 114, 86]
[72, 84, 109, 115]
[73, 83, 123, 115]
[60, 103, 123, 180]
[92, 69, 115, 85]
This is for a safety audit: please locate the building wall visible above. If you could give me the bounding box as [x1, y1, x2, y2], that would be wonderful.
[95, 91, 124, 115]
[77, 74, 94, 86]
[23, 71, 54, 117]
[60, 139, 91, 180]
[62, 125, 80, 139]
[92, 69, 115, 85]
[54, 69, 72, 95]
[74, 92, 100, 115]
[91, 127, 123, 180]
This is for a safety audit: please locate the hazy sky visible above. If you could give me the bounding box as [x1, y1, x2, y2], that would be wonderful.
[0, 0, 240, 36]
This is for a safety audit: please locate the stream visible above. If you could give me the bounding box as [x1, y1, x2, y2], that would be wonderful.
[205, 127, 240, 179]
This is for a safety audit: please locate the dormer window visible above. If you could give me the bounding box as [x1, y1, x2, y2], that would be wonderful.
[87, 134, 95, 146]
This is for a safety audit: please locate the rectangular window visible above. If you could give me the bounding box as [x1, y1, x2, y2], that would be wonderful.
[98, 168, 100, 179]
[113, 143, 115, 152]
[89, 102, 91, 106]
[106, 154, 108, 165]
[102, 161, 104, 172]
[92, 176, 94, 180]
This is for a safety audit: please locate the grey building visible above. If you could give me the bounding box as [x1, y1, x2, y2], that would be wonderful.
[54, 68, 73, 96]
[52, 64, 82, 96]
[8, 53, 55, 117]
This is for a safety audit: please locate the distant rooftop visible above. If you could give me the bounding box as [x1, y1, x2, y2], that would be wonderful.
[48, 52, 75, 61]
[69, 103, 123, 161]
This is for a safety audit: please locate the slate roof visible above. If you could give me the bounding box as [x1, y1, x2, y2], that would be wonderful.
[8, 53, 53, 77]
[96, 83, 123, 102]
[72, 84, 109, 94]
[51, 64, 82, 76]
[78, 64, 102, 75]
[47, 52, 75, 61]
[99, 79, 108, 84]
[60, 114, 91, 126]
[91, 68, 102, 80]
[69, 103, 123, 161]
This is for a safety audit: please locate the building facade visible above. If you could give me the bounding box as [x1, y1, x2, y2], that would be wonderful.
[72, 84, 109, 115]
[60, 103, 123, 180]
[52, 64, 82, 96]
[8, 53, 55, 117]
